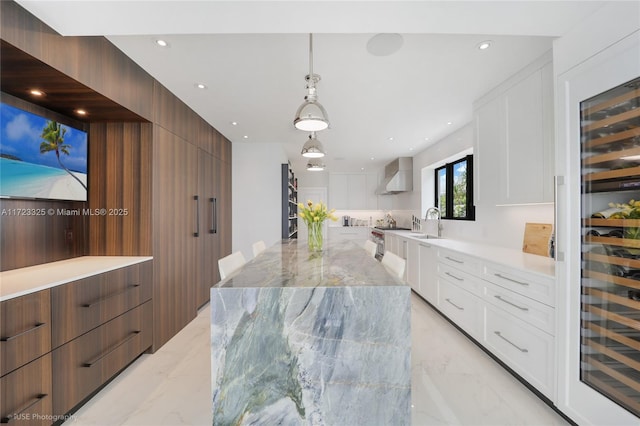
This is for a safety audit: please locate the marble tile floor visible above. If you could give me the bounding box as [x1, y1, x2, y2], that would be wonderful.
[69, 293, 569, 426]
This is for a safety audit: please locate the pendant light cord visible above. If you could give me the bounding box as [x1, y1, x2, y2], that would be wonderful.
[309, 33, 313, 77]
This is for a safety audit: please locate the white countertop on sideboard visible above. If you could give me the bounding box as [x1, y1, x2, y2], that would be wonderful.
[0, 256, 153, 302]
[385, 230, 555, 278]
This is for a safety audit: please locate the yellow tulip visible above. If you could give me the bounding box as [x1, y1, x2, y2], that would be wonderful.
[299, 211, 305, 219]
[298, 202, 304, 209]
[314, 203, 321, 211]
[314, 216, 320, 222]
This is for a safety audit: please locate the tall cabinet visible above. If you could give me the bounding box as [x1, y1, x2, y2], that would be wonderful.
[282, 163, 298, 240]
[556, 30, 640, 425]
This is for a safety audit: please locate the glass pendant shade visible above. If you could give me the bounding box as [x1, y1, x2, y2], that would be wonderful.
[306, 158, 325, 171]
[301, 132, 326, 158]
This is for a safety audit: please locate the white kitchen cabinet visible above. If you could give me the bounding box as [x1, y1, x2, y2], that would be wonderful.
[406, 239, 419, 290]
[417, 242, 437, 303]
[428, 243, 556, 400]
[328, 226, 370, 242]
[473, 94, 503, 207]
[329, 172, 382, 210]
[473, 51, 554, 206]
[384, 233, 399, 256]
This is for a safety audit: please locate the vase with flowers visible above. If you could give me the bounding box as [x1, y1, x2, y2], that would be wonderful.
[298, 200, 338, 252]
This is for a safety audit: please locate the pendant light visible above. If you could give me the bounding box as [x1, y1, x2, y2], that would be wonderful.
[301, 132, 326, 158]
[306, 158, 325, 171]
[293, 34, 330, 132]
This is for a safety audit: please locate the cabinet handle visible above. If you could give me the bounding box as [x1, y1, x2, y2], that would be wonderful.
[209, 198, 215, 234]
[494, 295, 529, 311]
[494, 273, 529, 286]
[445, 298, 464, 311]
[82, 284, 140, 308]
[445, 272, 464, 282]
[83, 331, 141, 367]
[494, 331, 528, 353]
[445, 256, 463, 264]
[1, 393, 48, 423]
[0, 322, 46, 342]
[212, 197, 217, 234]
[194, 195, 200, 237]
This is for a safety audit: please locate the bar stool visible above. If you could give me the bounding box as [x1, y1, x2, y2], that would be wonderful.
[363, 240, 377, 258]
[252, 240, 266, 257]
[381, 251, 406, 279]
[218, 251, 246, 280]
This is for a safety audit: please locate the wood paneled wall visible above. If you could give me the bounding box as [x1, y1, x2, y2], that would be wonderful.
[87, 122, 152, 256]
[0, 1, 154, 122]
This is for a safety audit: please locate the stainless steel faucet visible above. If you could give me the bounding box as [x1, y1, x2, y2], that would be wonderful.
[424, 207, 442, 237]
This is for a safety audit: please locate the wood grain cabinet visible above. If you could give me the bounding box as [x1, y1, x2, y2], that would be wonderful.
[51, 262, 152, 348]
[0, 354, 53, 426]
[52, 301, 152, 415]
[0, 291, 53, 425]
[0, 290, 51, 377]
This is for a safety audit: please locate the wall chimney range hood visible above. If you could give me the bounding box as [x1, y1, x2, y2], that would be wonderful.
[377, 157, 413, 195]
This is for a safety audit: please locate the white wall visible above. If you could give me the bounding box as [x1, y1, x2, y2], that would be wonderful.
[232, 141, 288, 260]
[407, 123, 554, 251]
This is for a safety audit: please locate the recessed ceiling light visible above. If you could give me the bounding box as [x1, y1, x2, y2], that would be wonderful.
[361, 167, 365, 171]
[370, 157, 375, 161]
[29, 89, 45, 96]
[155, 39, 169, 47]
[75, 109, 87, 116]
[409, 147, 414, 151]
[477, 40, 492, 51]
[388, 137, 394, 141]
[425, 137, 429, 141]
[243, 135, 248, 139]
[195, 83, 207, 90]
[447, 121, 453, 125]
[231, 121, 238, 126]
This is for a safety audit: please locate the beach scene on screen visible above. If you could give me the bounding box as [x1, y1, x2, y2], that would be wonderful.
[0, 103, 87, 201]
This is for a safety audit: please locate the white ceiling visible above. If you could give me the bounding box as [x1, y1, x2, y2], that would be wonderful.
[16, 1, 606, 174]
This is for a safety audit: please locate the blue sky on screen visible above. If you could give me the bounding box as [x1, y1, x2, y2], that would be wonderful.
[0, 103, 87, 173]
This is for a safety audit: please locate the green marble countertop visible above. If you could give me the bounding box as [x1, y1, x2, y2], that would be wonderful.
[216, 239, 406, 289]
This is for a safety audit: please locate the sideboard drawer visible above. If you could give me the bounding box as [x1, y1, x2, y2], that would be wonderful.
[0, 354, 53, 426]
[51, 261, 152, 348]
[438, 278, 483, 339]
[52, 301, 152, 415]
[437, 248, 481, 274]
[483, 262, 554, 307]
[484, 281, 555, 335]
[437, 262, 484, 297]
[0, 290, 51, 377]
[484, 302, 554, 398]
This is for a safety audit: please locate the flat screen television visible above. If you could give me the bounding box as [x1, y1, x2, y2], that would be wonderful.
[0, 102, 88, 202]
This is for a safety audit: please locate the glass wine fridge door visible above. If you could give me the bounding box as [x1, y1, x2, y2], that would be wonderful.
[581, 76, 640, 416]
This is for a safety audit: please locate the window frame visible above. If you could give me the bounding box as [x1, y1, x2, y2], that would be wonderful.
[434, 154, 475, 221]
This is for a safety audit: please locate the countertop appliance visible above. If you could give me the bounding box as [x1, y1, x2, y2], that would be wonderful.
[342, 215, 350, 226]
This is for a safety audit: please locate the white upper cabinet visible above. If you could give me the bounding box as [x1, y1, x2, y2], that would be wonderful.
[474, 52, 554, 206]
[329, 172, 381, 210]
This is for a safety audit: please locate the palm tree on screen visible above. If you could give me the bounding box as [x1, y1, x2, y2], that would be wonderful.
[40, 120, 87, 191]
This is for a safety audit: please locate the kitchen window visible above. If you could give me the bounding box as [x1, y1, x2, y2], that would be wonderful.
[434, 155, 475, 220]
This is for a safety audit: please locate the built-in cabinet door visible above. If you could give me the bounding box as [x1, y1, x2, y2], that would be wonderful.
[418, 243, 437, 303]
[406, 239, 420, 290]
[347, 174, 367, 209]
[152, 126, 198, 350]
[196, 151, 218, 308]
[329, 174, 349, 209]
[217, 157, 232, 259]
[473, 97, 503, 207]
[474, 54, 554, 206]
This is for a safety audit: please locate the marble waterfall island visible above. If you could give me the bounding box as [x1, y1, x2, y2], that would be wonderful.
[210, 240, 411, 425]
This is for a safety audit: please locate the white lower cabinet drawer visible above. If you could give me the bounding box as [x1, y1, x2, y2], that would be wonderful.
[484, 281, 555, 335]
[483, 262, 555, 307]
[438, 277, 482, 339]
[484, 302, 555, 398]
[438, 262, 483, 297]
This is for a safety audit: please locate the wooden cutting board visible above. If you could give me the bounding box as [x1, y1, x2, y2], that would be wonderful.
[522, 223, 553, 257]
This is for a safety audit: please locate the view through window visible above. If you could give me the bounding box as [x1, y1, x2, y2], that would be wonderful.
[434, 155, 475, 220]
